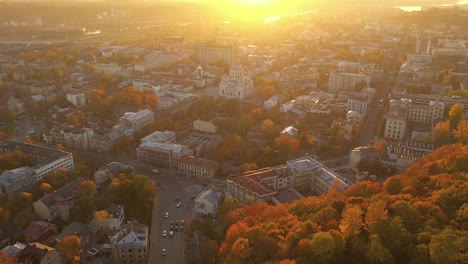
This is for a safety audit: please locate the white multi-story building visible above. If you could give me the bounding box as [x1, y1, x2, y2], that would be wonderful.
[287, 157, 351, 195]
[136, 130, 189, 168]
[66, 90, 87, 106]
[329, 72, 371, 92]
[0, 141, 74, 181]
[382, 141, 434, 172]
[43, 125, 94, 151]
[219, 64, 253, 99]
[120, 109, 154, 132]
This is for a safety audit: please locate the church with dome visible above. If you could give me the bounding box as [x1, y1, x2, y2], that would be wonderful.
[219, 64, 253, 99]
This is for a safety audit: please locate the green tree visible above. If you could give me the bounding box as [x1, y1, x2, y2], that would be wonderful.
[309, 232, 336, 264]
[366, 234, 394, 264]
[429, 228, 468, 264]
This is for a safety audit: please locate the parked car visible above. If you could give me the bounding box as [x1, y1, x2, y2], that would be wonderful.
[162, 248, 166, 256]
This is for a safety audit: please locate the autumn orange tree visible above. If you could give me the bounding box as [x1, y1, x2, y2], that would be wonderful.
[218, 143, 468, 264]
[57, 235, 81, 264]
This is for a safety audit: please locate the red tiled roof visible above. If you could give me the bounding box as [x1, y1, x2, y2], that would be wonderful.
[178, 156, 220, 171]
[23, 221, 56, 238]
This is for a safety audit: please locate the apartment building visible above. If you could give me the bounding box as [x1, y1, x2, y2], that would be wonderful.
[136, 130, 189, 168]
[329, 72, 371, 92]
[381, 141, 434, 172]
[33, 178, 84, 222]
[66, 90, 87, 106]
[110, 220, 148, 264]
[91, 204, 125, 231]
[43, 125, 94, 151]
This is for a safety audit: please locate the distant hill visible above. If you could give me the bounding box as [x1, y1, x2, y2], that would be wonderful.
[219, 143, 468, 264]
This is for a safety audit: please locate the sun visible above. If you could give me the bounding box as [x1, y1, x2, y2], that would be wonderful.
[236, 0, 273, 4]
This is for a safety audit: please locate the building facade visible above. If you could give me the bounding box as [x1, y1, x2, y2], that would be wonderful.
[33, 178, 84, 222]
[0, 167, 36, 196]
[110, 221, 148, 264]
[329, 72, 371, 92]
[195, 45, 233, 66]
[177, 156, 220, 178]
[120, 109, 154, 132]
[43, 125, 94, 151]
[218, 64, 254, 99]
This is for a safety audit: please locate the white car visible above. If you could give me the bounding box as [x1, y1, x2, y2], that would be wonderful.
[165, 212, 169, 218]
[162, 248, 166, 256]
[162, 230, 167, 237]
[169, 231, 174, 237]
[176, 202, 182, 207]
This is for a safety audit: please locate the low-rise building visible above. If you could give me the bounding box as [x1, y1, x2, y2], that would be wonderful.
[109, 220, 148, 264]
[349, 146, 379, 173]
[178, 156, 220, 178]
[33, 178, 84, 222]
[94, 162, 133, 186]
[120, 109, 154, 132]
[193, 116, 218, 134]
[17, 242, 63, 264]
[91, 204, 125, 231]
[134, 54, 179, 72]
[0, 167, 36, 196]
[56, 222, 92, 250]
[194, 185, 224, 217]
[23, 221, 58, 246]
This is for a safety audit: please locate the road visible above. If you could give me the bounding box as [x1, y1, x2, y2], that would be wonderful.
[358, 30, 409, 146]
[76, 151, 204, 264]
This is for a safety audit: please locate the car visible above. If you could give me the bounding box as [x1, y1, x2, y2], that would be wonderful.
[175, 220, 179, 226]
[162, 230, 167, 237]
[174, 226, 179, 231]
[170, 225, 174, 231]
[165, 212, 169, 218]
[176, 202, 182, 207]
[180, 224, 184, 230]
[181, 220, 185, 225]
[170, 220, 174, 225]
[87, 248, 99, 257]
[169, 231, 174, 237]
[162, 248, 166, 256]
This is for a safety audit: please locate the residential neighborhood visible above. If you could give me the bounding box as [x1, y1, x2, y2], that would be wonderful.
[0, 1, 467, 264]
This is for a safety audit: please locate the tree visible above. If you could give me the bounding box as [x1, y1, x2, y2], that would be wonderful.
[365, 200, 388, 233]
[373, 140, 389, 158]
[449, 103, 465, 129]
[429, 228, 468, 264]
[78, 180, 96, 196]
[309, 232, 336, 264]
[200, 240, 220, 263]
[57, 235, 80, 263]
[66, 110, 86, 125]
[339, 204, 363, 239]
[262, 119, 278, 139]
[433, 120, 452, 146]
[383, 177, 403, 195]
[453, 120, 468, 144]
[94, 210, 111, 219]
[366, 234, 394, 264]
[227, 237, 252, 264]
